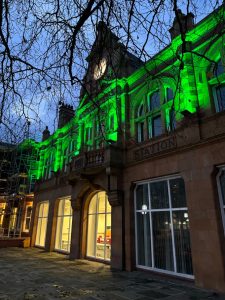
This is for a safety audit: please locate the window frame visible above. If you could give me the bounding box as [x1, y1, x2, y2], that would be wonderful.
[217, 166, 225, 234]
[134, 175, 193, 279]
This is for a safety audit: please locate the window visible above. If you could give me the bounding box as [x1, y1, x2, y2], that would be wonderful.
[214, 59, 224, 77]
[85, 126, 93, 151]
[149, 91, 160, 111]
[35, 201, 49, 247]
[87, 191, 111, 261]
[135, 177, 193, 277]
[137, 103, 144, 117]
[209, 58, 225, 113]
[168, 107, 176, 131]
[166, 88, 174, 102]
[149, 115, 162, 138]
[44, 152, 54, 179]
[63, 140, 74, 172]
[0, 203, 6, 227]
[55, 198, 73, 253]
[137, 122, 144, 142]
[214, 85, 225, 112]
[217, 167, 225, 233]
[24, 206, 32, 232]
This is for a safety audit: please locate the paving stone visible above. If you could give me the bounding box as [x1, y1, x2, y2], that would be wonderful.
[0, 248, 225, 300]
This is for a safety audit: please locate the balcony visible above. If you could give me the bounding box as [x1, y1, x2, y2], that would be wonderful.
[70, 145, 123, 177]
[71, 148, 105, 175]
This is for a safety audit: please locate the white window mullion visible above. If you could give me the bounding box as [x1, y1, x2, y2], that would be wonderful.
[167, 180, 177, 273]
[148, 183, 154, 268]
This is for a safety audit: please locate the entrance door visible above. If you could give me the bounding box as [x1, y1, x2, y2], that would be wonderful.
[87, 191, 111, 261]
[35, 201, 49, 247]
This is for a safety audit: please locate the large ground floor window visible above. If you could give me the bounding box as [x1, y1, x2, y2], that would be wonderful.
[55, 198, 73, 253]
[135, 176, 193, 278]
[35, 201, 49, 247]
[217, 167, 225, 233]
[87, 191, 111, 261]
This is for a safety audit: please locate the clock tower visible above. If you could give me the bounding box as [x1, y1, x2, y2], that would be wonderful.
[80, 21, 143, 102]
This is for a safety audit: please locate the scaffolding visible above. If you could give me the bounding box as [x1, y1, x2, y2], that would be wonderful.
[0, 141, 38, 238]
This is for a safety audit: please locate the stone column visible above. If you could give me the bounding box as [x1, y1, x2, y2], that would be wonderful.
[108, 190, 124, 270]
[69, 197, 82, 259]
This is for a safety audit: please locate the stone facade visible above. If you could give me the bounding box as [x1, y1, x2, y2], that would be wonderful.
[28, 7, 225, 293]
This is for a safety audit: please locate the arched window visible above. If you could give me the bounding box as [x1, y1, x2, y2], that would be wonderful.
[209, 57, 225, 113]
[63, 140, 74, 172]
[137, 103, 144, 117]
[55, 198, 73, 253]
[35, 201, 49, 247]
[148, 90, 160, 111]
[87, 191, 111, 261]
[44, 151, 54, 179]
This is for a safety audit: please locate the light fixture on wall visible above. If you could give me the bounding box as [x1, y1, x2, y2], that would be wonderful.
[141, 204, 148, 214]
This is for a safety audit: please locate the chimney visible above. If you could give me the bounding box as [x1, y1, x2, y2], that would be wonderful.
[42, 126, 50, 141]
[58, 101, 75, 129]
[169, 9, 195, 40]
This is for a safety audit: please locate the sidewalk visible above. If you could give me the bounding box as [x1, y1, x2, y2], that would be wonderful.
[0, 248, 224, 300]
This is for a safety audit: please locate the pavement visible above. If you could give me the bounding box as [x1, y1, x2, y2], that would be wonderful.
[0, 248, 224, 300]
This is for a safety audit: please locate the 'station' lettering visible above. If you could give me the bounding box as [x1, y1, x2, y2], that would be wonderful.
[134, 136, 177, 161]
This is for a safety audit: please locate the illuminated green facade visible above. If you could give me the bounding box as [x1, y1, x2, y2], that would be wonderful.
[23, 6, 225, 182]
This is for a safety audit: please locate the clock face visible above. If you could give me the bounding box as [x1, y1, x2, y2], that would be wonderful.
[93, 58, 107, 80]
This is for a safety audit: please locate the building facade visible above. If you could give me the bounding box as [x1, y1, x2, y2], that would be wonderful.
[27, 7, 225, 292]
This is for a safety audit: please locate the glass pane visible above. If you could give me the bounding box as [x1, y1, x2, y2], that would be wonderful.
[136, 184, 149, 210]
[106, 198, 111, 213]
[89, 195, 97, 214]
[214, 59, 224, 77]
[150, 92, 160, 110]
[170, 178, 187, 208]
[136, 212, 151, 267]
[55, 216, 62, 250]
[42, 202, 49, 218]
[167, 88, 174, 101]
[105, 214, 111, 260]
[152, 211, 174, 271]
[87, 214, 96, 257]
[58, 200, 64, 216]
[64, 199, 72, 216]
[98, 192, 106, 213]
[61, 216, 72, 252]
[137, 122, 144, 142]
[150, 181, 169, 209]
[216, 85, 225, 112]
[220, 170, 225, 206]
[152, 116, 162, 137]
[173, 211, 193, 275]
[96, 214, 105, 259]
[35, 218, 41, 246]
[39, 217, 47, 247]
